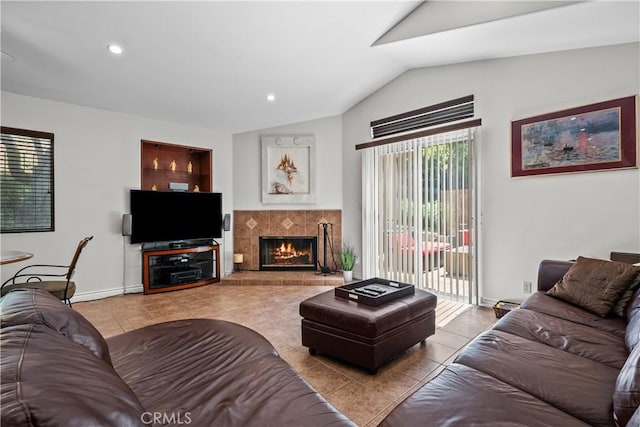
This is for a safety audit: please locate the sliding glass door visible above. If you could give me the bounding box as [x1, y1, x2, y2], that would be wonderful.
[361, 127, 478, 304]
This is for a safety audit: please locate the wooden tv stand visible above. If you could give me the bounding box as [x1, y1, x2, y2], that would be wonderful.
[142, 244, 220, 294]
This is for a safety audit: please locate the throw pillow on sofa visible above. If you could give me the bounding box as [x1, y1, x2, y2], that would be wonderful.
[547, 256, 640, 317]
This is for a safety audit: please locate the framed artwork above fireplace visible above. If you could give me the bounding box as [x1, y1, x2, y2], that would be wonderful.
[261, 134, 316, 204]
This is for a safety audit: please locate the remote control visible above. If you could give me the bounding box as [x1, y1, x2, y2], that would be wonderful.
[355, 289, 379, 297]
[365, 286, 387, 293]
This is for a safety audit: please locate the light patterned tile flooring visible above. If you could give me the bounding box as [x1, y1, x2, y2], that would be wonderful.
[74, 284, 496, 427]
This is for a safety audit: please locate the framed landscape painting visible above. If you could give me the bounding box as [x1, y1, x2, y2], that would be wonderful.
[511, 96, 637, 177]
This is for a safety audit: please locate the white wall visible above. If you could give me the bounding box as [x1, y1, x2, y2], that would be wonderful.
[343, 43, 640, 304]
[4, 43, 638, 304]
[232, 115, 343, 210]
[0, 92, 234, 300]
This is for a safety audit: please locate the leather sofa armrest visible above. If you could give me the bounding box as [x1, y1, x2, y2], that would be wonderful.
[537, 260, 574, 292]
[610, 252, 640, 264]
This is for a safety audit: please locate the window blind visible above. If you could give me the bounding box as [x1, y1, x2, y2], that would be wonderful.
[1, 127, 54, 233]
[361, 127, 478, 304]
[370, 95, 474, 139]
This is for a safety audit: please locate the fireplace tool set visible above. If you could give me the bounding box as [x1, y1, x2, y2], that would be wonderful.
[317, 223, 338, 275]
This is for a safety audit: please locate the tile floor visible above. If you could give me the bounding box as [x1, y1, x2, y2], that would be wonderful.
[74, 284, 497, 427]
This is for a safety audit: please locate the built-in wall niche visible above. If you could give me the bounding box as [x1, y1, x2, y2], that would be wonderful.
[141, 140, 212, 192]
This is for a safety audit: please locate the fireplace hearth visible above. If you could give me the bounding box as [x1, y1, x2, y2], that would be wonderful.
[259, 236, 317, 271]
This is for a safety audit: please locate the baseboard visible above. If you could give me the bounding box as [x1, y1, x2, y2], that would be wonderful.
[479, 296, 498, 308]
[124, 284, 144, 294]
[71, 287, 127, 303]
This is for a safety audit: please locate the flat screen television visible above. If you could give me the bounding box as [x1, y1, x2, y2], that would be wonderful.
[130, 190, 223, 244]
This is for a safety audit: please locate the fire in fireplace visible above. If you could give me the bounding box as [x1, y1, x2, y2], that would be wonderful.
[259, 236, 317, 271]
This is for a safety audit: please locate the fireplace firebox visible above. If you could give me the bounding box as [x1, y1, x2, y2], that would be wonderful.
[259, 236, 317, 271]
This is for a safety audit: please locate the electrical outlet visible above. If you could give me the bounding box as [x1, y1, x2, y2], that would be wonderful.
[522, 281, 532, 294]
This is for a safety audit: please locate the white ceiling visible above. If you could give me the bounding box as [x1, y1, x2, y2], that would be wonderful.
[1, 1, 638, 133]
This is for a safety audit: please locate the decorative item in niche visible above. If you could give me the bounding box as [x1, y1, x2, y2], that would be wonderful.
[261, 134, 316, 204]
[511, 95, 637, 177]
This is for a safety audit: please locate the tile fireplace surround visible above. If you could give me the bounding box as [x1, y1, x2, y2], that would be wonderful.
[233, 210, 342, 272]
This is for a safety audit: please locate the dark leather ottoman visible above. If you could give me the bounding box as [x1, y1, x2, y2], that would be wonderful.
[299, 288, 437, 373]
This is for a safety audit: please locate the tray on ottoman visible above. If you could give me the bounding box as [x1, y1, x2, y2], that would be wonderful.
[335, 278, 414, 306]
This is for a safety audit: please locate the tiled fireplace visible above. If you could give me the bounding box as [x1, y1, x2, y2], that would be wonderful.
[233, 210, 342, 272]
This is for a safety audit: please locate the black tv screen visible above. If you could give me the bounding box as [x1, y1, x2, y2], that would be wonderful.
[130, 190, 223, 243]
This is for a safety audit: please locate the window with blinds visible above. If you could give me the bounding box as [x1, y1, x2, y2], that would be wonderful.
[1, 127, 54, 233]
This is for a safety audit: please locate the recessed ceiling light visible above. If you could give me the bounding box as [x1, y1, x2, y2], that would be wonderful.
[107, 44, 123, 55]
[266, 94, 276, 102]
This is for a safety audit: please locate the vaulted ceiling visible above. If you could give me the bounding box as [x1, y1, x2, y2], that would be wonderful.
[1, 1, 638, 133]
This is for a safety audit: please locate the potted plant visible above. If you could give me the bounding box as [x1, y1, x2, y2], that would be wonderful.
[340, 241, 357, 282]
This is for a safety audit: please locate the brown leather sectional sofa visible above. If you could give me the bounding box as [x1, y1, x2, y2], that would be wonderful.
[4, 253, 639, 426]
[0, 288, 355, 427]
[381, 252, 640, 427]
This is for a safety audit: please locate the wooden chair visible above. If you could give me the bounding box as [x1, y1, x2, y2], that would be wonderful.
[1, 236, 93, 307]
